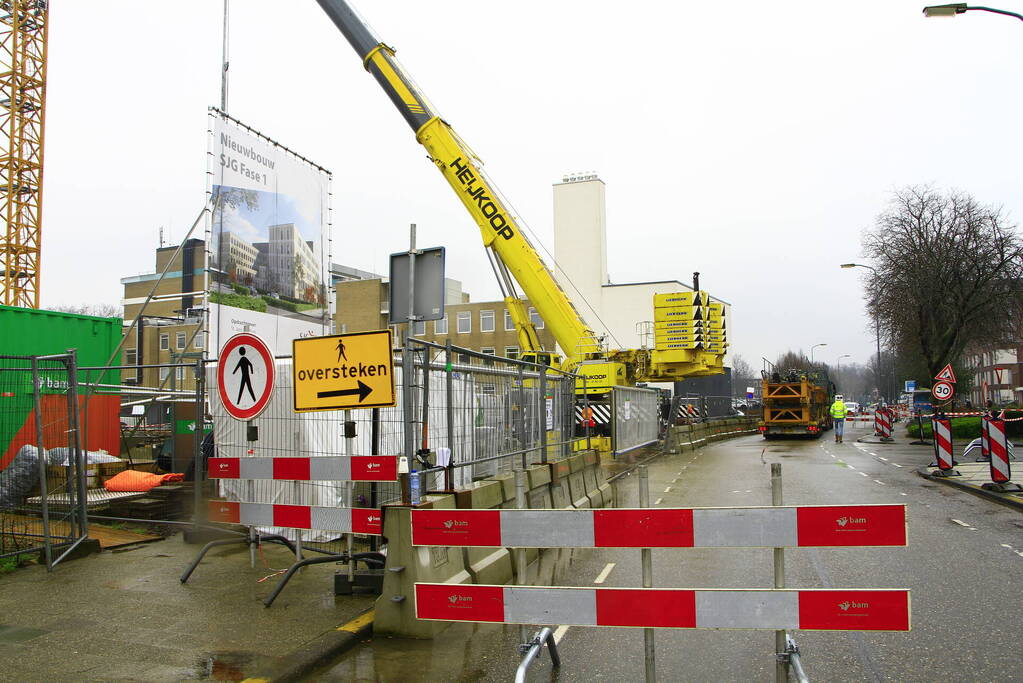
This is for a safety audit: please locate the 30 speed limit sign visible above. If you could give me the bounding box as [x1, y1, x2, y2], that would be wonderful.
[931, 381, 954, 402]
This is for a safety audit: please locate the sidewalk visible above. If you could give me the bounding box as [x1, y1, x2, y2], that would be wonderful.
[0, 532, 374, 682]
[917, 461, 1023, 511]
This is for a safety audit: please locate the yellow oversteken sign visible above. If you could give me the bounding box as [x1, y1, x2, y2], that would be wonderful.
[292, 330, 396, 412]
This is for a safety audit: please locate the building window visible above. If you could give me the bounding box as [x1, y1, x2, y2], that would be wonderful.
[505, 346, 519, 360]
[504, 309, 515, 331]
[434, 315, 448, 335]
[125, 348, 137, 366]
[176, 366, 186, 382]
[457, 311, 471, 333]
[458, 352, 471, 364]
[481, 383, 496, 395]
[159, 367, 170, 382]
[481, 347, 495, 366]
[480, 310, 495, 333]
[528, 307, 544, 329]
[159, 333, 169, 350]
[413, 320, 426, 336]
[176, 332, 186, 349]
[194, 332, 204, 350]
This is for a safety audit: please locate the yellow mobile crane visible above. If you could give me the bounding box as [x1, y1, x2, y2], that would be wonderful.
[316, 1, 726, 399]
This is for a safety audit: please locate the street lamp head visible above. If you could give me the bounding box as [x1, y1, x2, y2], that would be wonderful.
[923, 4, 968, 17]
[839, 263, 857, 269]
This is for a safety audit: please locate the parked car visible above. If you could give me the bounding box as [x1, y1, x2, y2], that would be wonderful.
[844, 401, 860, 416]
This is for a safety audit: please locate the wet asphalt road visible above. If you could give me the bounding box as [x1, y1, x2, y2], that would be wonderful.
[314, 420, 1023, 682]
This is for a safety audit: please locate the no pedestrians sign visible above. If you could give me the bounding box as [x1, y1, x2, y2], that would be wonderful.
[292, 330, 396, 412]
[217, 333, 276, 420]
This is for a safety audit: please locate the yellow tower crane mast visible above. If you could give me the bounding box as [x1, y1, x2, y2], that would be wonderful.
[0, 0, 48, 308]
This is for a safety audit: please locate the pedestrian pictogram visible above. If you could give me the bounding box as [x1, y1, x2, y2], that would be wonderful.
[217, 333, 275, 420]
[934, 364, 957, 383]
[293, 330, 396, 411]
[931, 381, 954, 402]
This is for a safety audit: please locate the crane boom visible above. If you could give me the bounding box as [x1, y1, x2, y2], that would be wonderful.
[316, 0, 601, 369]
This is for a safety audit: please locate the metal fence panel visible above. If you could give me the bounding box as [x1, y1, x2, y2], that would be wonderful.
[0, 353, 87, 569]
[612, 385, 660, 456]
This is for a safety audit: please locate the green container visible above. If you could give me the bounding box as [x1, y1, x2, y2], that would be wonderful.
[0, 304, 122, 365]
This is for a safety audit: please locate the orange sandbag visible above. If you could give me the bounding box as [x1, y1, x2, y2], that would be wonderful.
[104, 470, 184, 492]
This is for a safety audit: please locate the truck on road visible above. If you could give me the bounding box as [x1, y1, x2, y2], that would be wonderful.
[758, 368, 835, 439]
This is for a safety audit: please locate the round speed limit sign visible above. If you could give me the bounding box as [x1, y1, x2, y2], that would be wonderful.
[932, 381, 954, 402]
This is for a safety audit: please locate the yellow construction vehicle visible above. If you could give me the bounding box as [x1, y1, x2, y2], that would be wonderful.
[758, 368, 835, 439]
[315, 1, 726, 402]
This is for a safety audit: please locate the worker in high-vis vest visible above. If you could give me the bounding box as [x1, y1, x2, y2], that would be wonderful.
[830, 395, 848, 443]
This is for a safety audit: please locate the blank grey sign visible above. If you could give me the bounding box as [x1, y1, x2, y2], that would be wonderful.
[390, 247, 446, 323]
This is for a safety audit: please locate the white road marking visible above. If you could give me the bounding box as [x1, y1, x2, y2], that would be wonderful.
[671, 478, 678, 484]
[859, 472, 869, 477]
[829, 454, 836, 458]
[848, 465, 857, 470]
[878, 456, 888, 461]
[1001, 544, 1013, 548]
[553, 624, 570, 644]
[873, 479, 886, 485]
[891, 463, 904, 468]
[868, 452, 878, 457]
[951, 519, 977, 530]
[654, 497, 663, 505]
[594, 563, 616, 584]
[899, 492, 908, 496]
[663, 487, 672, 493]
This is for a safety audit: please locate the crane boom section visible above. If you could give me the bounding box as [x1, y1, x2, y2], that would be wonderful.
[317, 0, 600, 367]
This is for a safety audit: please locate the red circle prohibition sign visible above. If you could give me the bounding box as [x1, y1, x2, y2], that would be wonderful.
[217, 333, 276, 420]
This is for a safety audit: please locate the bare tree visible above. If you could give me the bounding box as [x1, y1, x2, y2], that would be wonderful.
[863, 186, 1023, 380]
[50, 303, 122, 318]
[730, 354, 756, 398]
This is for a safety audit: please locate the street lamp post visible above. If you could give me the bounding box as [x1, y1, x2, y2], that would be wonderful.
[923, 3, 1023, 21]
[810, 343, 827, 365]
[840, 263, 887, 401]
[836, 354, 851, 372]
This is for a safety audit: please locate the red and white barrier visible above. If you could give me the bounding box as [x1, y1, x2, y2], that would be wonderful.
[874, 409, 893, 439]
[988, 418, 1012, 485]
[410, 505, 907, 549]
[414, 584, 911, 631]
[980, 416, 992, 460]
[208, 501, 383, 535]
[208, 455, 398, 482]
[932, 417, 955, 472]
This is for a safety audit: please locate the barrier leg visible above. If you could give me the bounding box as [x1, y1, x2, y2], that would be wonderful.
[180, 533, 297, 584]
[639, 465, 655, 683]
[264, 552, 385, 608]
[771, 463, 787, 683]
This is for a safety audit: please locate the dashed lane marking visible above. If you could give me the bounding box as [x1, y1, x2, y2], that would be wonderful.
[951, 518, 978, 531]
[874, 480, 886, 485]
[671, 478, 679, 483]
[878, 456, 888, 461]
[664, 487, 673, 493]
[899, 492, 908, 496]
[859, 472, 869, 477]
[891, 463, 904, 468]
[594, 563, 616, 584]
[654, 497, 663, 505]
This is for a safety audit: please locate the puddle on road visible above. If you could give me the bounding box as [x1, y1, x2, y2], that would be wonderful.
[196, 651, 279, 681]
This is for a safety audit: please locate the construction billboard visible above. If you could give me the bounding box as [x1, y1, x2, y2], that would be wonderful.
[206, 110, 332, 355]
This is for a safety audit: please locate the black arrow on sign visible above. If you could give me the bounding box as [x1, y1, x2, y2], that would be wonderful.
[317, 380, 373, 402]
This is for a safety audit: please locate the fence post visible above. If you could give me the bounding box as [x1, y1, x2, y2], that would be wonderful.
[639, 464, 655, 682]
[583, 376, 591, 452]
[65, 350, 87, 539]
[31, 356, 52, 570]
[445, 339, 455, 489]
[516, 365, 527, 469]
[771, 463, 787, 682]
[515, 468, 528, 643]
[538, 364, 548, 465]
[192, 358, 206, 536]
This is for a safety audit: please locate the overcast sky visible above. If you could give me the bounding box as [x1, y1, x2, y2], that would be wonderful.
[41, 1, 1023, 372]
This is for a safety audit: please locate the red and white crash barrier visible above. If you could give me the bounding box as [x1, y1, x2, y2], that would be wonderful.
[410, 505, 907, 548]
[981, 416, 992, 460]
[987, 418, 1016, 488]
[208, 501, 383, 535]
[208, 455, 397, 482]
[415, 584, 911, 631]
[932, 417, 955, 472]
[874, 409, 893, 439]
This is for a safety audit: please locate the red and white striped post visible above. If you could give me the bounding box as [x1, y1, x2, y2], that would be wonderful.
[875, 408, 893, 441]
[979, 415, 992, 461]
[930, 416, 958, 477]
[983, 418, 1023, 492]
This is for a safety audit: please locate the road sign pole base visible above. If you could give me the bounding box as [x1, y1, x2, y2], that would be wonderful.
[981, 482, 1023, 492]
[930, 468, 961, 477]
[879, 437, 895, 444]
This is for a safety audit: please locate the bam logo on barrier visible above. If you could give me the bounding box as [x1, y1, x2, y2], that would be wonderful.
[836, 516, 867, 528]
[838, 601, 869, 612]
[447, 594, 473, 605]
[442, 519, 469, 530]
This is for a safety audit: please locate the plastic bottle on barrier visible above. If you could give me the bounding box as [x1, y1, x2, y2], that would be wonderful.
[409, 470, 421, 506]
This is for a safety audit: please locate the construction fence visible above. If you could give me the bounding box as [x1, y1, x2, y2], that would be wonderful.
[0, 352, 89, 570]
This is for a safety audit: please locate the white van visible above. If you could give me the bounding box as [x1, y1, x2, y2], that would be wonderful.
[844, 401, 860, 416]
